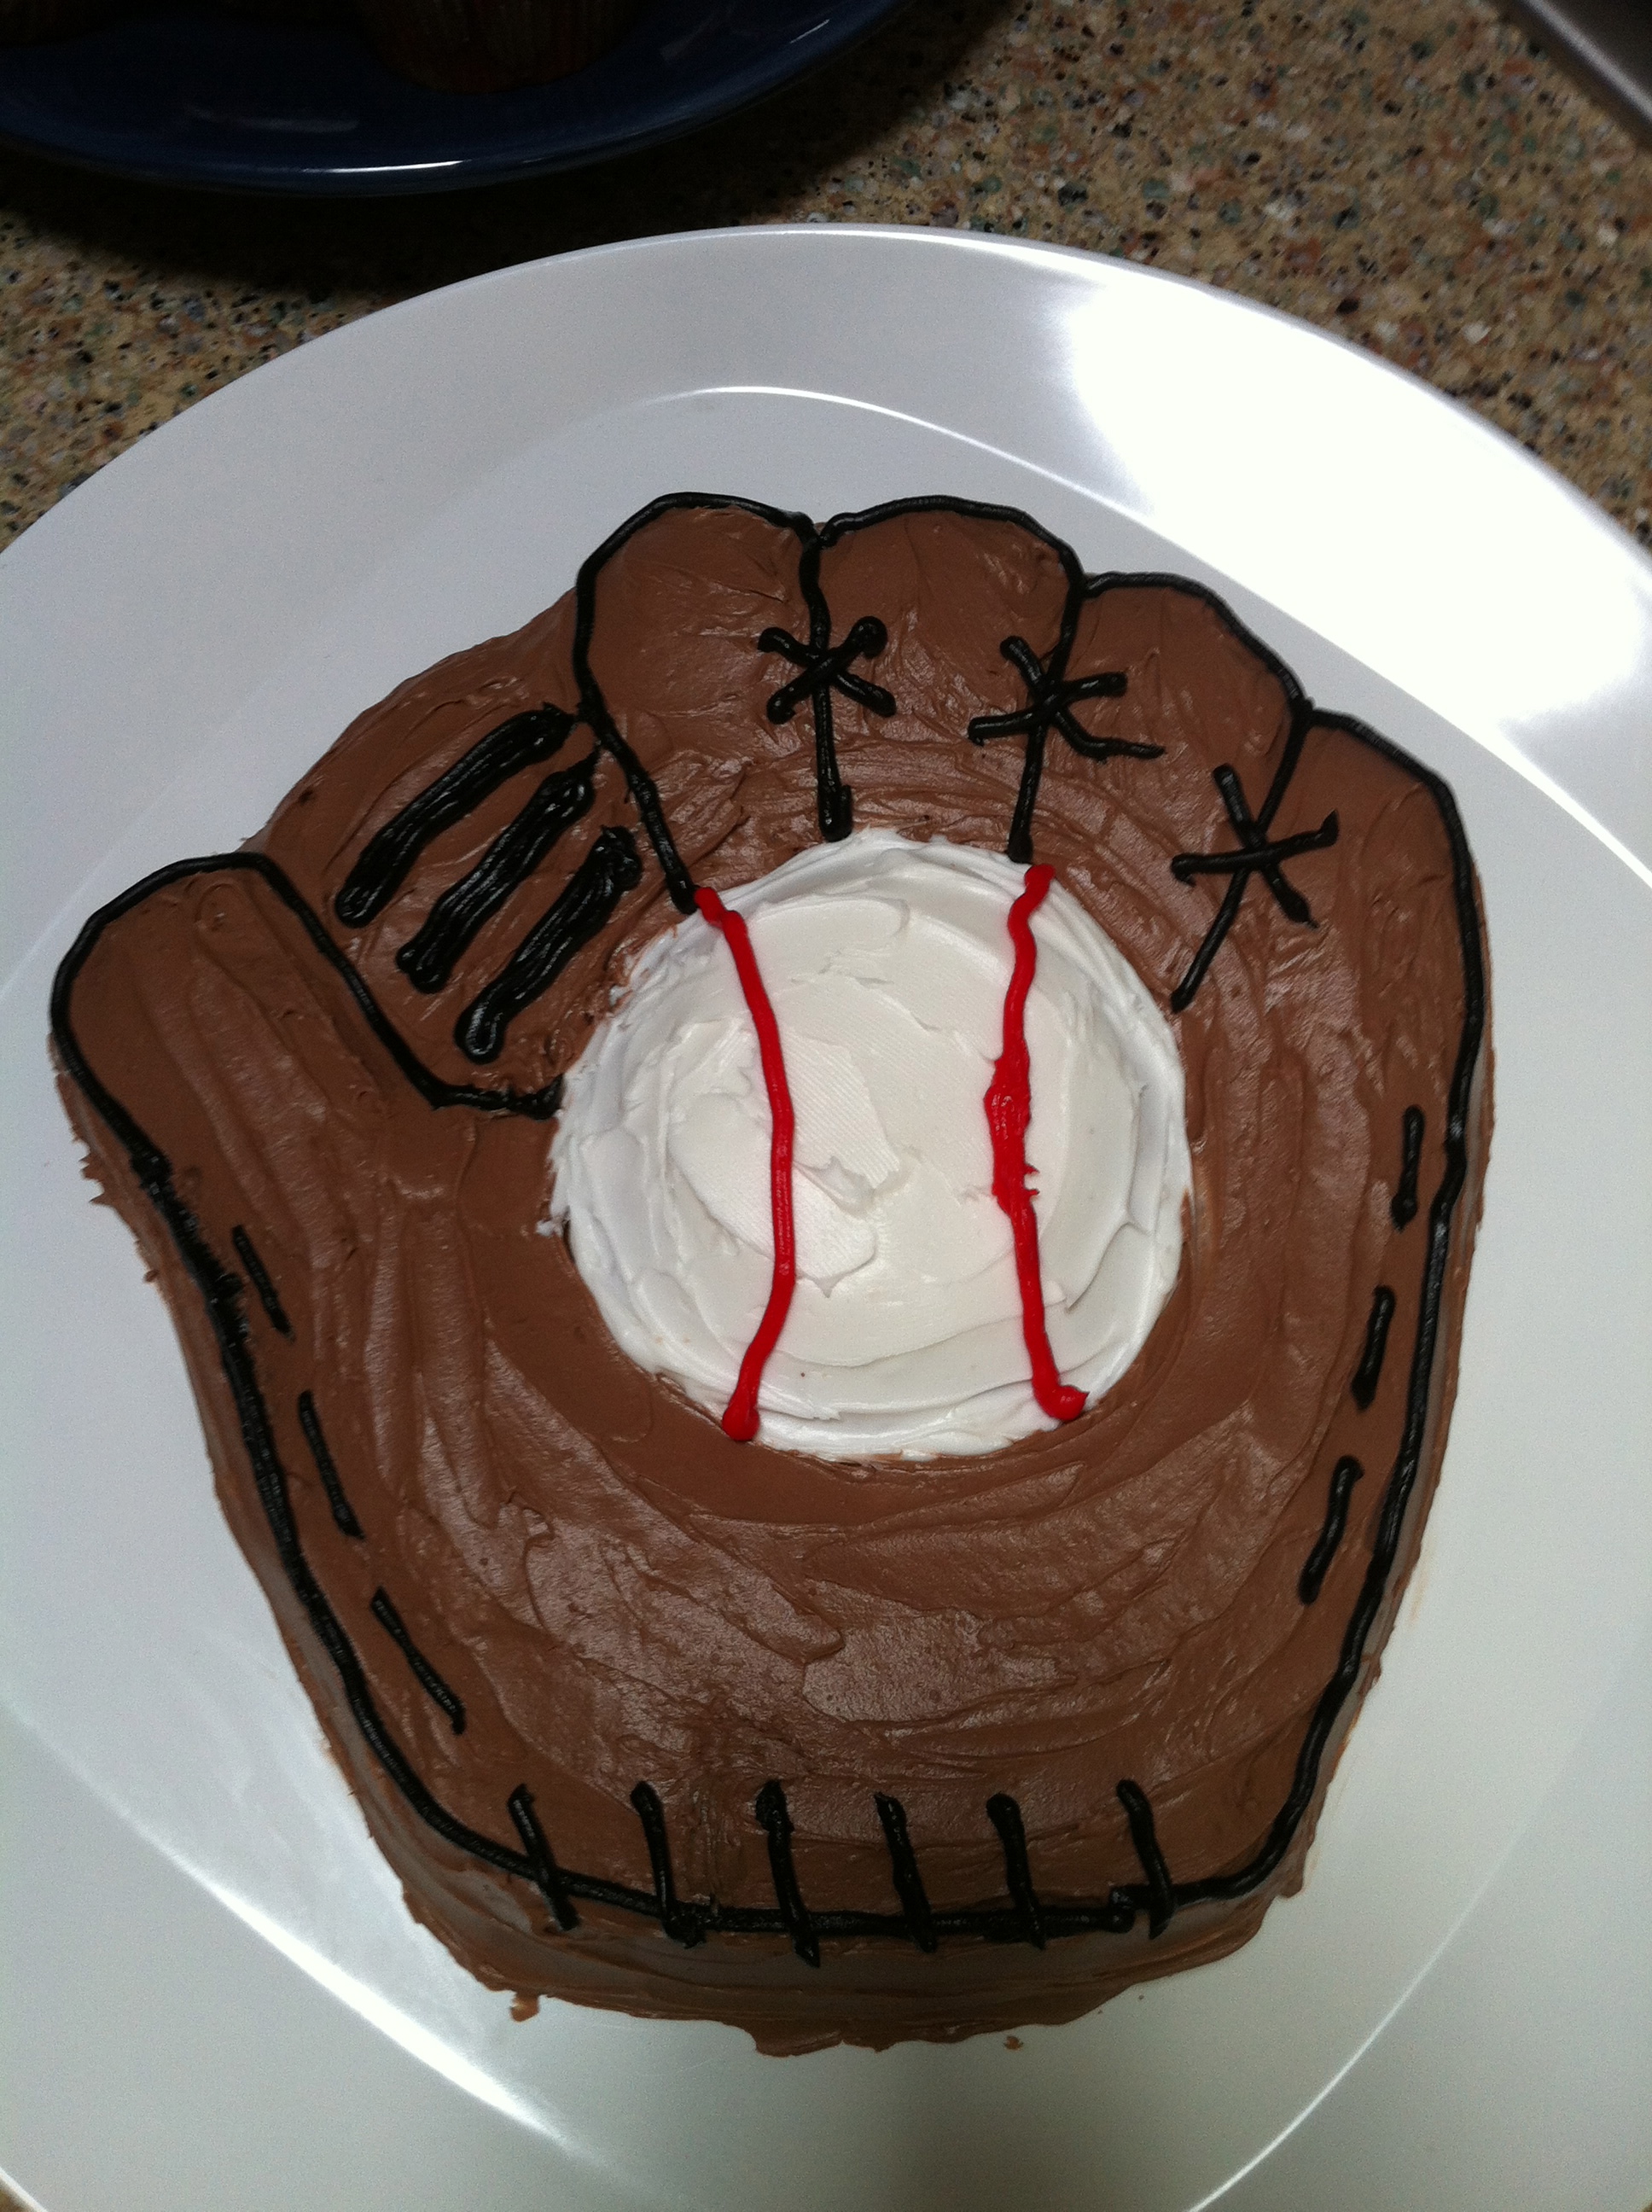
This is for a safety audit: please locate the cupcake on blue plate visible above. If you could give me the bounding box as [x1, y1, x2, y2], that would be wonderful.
[354, 0, 644, 91]
[0, 0, 113, 38]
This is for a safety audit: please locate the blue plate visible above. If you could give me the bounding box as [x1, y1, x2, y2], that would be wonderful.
[0, 0, 909, 194]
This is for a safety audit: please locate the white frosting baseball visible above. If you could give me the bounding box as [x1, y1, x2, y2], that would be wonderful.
[549, 829, 1189, 1459]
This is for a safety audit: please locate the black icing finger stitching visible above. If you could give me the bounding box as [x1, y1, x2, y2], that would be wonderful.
[1352, 1287, 1398, 1410]
[1168, 748, 1340, 1013]
[966, 634, 1139, 865]
[755, 1779, 820, 1967]
[757, 614, 896, 844]
[509, 1784, 579, 1932]
[297, 1389, 364, 1538]
[874, 1793, 938, 1953]
[1115, 1779, 1176, 1940]
[397, 753, 601, 994]
[335, 703, 580, 928]
[1299, 1457, 1366, 1605]
[230, 1224, 293, 1337]
[371, 1588, 467, 1734]
[456, 826, 643, 1063]
[986, 1793, 1046, 1949]
[759, 615, 896, 725]
[1393, 1106, 1426, 1228]
[631, 1780, 703, 1947]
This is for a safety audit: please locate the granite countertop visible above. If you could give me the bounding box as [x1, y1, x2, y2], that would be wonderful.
[2, 0, 1649, 551]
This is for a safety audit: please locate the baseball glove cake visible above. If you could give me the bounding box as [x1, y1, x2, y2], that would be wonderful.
[51, 494, 1490, 2052]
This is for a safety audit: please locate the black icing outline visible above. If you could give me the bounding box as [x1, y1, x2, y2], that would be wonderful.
[397, 750, 602, 997]
[453, 823, 643, 1065]
[49, 495, 1486, 1959]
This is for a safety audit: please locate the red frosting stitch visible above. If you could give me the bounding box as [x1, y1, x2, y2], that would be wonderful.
[695, 888, 799, 1443]
[985, 865, 1087, 1425]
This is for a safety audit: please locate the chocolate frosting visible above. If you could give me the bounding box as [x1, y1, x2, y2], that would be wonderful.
[50, 495, 1491, 2052]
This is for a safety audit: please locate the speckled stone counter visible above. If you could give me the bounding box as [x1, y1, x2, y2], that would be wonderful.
[3, 0, 1650, 548]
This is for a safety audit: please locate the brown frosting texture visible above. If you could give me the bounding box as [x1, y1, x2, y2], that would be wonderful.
[50, 495, 1490, 2053]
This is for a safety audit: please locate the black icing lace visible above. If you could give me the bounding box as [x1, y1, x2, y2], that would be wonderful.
[758, 614, 895, 842]
[967, 633, 1149, 864]
[1168, 742, 1340, 1013]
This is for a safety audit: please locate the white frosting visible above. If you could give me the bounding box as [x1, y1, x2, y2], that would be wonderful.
[549, 830, 1189, 1459]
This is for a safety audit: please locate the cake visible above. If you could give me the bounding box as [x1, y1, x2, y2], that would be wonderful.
[50, 493, 1491, 2053]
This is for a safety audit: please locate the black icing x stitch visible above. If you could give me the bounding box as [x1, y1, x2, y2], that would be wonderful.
[1168, 758, 1340, 1012]
[967, 634, 1148, 864]
[756, 614, 897, 841]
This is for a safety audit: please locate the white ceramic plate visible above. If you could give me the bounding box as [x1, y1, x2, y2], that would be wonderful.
[2, 228, 1649, 2212]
